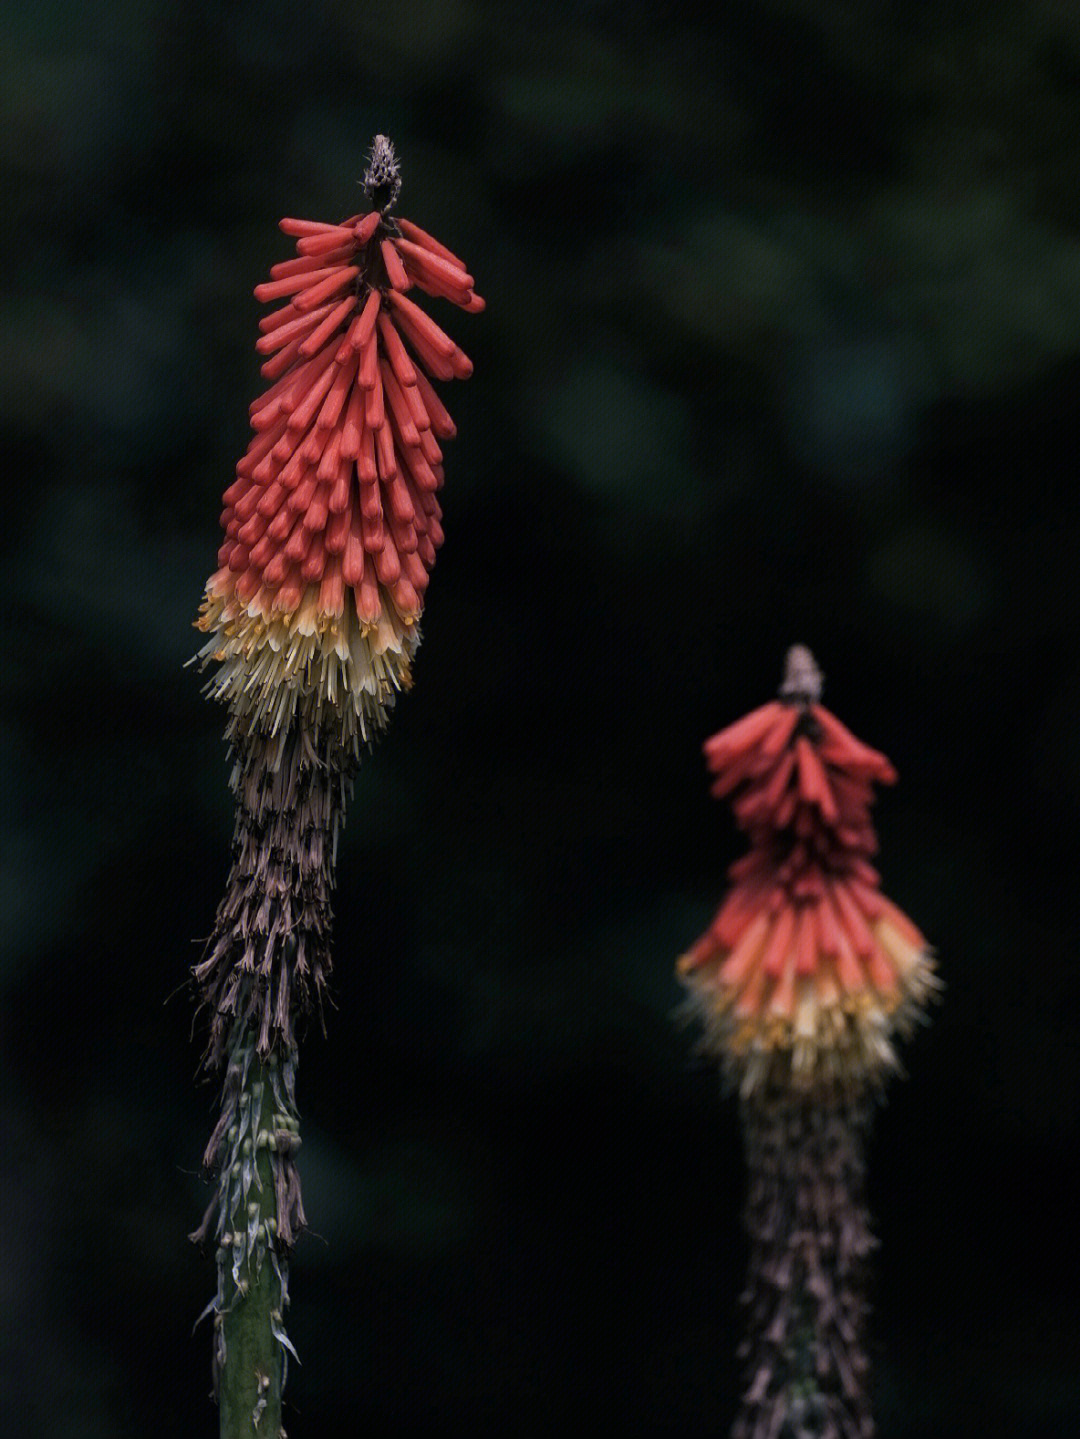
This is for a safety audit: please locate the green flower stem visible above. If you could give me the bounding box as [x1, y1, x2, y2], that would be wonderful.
[219, 1070, 282, 1436]
[208, 1039, 299, 1438]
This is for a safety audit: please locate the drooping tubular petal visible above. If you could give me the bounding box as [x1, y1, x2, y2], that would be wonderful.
[292, 266, 360, 313]
[299, 295, 357, 358]
[380, 239, 409, 291]
[354, 212, 381, 245]
[386, 290, 456, 357]
[395, 216, 467, 271]
[394, 236, 474, 292]
[337, 290, 380, 363]
[278, 217, 341, 237]
[253, 266, 342, 303]
[296, 227, 358, 257]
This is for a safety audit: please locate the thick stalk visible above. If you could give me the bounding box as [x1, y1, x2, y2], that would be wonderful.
[193, 1031, 302, 1438]
[193, 723, 347, 1433]
[218, 1049, 287, 1438]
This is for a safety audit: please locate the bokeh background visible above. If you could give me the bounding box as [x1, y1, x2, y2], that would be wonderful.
[3, 2, 1079, 1435]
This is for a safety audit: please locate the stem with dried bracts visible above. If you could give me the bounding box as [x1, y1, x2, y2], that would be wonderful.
[190, 729, 348, 1436]
[735, 1090, 875, 1439]
[189, 136, 480, 1436]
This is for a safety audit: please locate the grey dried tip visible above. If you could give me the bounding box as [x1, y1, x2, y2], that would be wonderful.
[363, 134, 401, 212]
[780, 644, 823, 707]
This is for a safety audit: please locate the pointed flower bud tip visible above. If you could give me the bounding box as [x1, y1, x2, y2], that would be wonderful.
[363, 134, 402, 213]
[779, 644, 823, 706]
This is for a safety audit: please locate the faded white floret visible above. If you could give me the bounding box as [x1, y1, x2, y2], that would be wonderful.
[194, 576, 419, 754]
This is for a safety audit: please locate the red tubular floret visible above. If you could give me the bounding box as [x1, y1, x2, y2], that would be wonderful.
[392, 576, 420, 615]
[319, 559, 345, 615]
[380, 239, 410, 291]
[292, 266, 360, 313]
[325, 498, 352, 554]
[377, 312, 418, 387]
[342, 506, 366, 585]
[394, 236, 473, 292]
[337, 290, 380, 363]
[355, 573, 381, 624]
[255, 304, 332, 355]
[340, 385, 365, 461]
[358, 331, 379, 390]
[364, 370, 385, 431]
[287, 358, 341, 433]
[396, 216, 467, 270]
[373, 528, 401, 585]
[357, 427, 378, 484]
[279, 218, 340, 237]
[412, 368, 456, 438]
[354, 212, 381, 245]
[381, 360, 420, 447]
[255, 482, 286, 520]
[254, 266, 341, 303]
[316, 428, 344, 485]
[258, 335, 307, 384]
[386, 290, 455, 356]
[299, 295, 357, 358]
[269, 249, 354, 281]
[315, 352, 359, 432]
[301, 531, 327, 582]
[373, 416, 396, 478]
[302, 482, 331, 535]
[297, 227, 358, 257]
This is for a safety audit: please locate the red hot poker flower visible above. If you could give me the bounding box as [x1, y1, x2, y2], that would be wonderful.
[196, 136, 483, 754]
[678, 646, 937, 1094]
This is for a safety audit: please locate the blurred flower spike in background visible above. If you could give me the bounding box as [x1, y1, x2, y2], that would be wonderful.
[195, 135, 484, 761]
[679, 645, 938, 1096]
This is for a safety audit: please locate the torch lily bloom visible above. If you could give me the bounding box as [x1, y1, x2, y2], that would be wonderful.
[196, 135, 482, 757]
[678, 646, 937, 1094]
[188, 139, 481, 1427]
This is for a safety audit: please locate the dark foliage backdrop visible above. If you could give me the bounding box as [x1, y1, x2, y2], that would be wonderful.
[3, 2, 1078, 1435]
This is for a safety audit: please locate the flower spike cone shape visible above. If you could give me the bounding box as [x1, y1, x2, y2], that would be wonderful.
[189, 137, 480, 1432]
[678, 648, 937, 1439]
[678, 644, 936, 1097]
[196, 133, 482, 767]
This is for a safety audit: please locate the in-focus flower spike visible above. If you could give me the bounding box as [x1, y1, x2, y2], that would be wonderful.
[195, 133, 482, 761]
[678, 645, 938, 1096]
[189, 141, 481, 1429]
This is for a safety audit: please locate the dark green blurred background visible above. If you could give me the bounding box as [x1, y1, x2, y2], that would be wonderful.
[3, 2, 1079, 1435]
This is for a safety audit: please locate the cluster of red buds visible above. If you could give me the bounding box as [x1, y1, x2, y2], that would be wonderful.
[196, 135, 483, 755]
[679, 646, 936, 1095]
